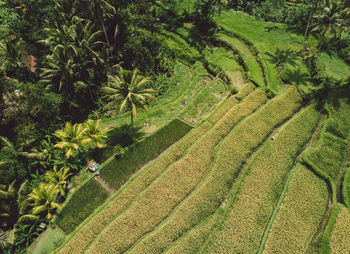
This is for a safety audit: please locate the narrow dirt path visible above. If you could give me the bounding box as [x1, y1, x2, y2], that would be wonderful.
[95, 176, 116, 196]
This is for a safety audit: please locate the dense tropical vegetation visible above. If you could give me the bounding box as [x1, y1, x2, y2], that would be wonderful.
[0, 0, 349, 253]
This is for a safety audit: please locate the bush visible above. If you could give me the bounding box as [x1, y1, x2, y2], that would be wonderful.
[55, 179, 109, 234]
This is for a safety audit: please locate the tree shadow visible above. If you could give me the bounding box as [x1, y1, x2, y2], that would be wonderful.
[284, 67, 310, 86]
[88, 124, 145, 163]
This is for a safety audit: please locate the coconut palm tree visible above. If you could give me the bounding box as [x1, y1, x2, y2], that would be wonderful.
[0, 229, 15, 249]
[44, 166, 72, 197]
[54, 122, 87, 158]
[27, 183, 61, 220]
[102, 66, 157, 129]
[83, 119, 109, 148]
[266, 48, 298, 76]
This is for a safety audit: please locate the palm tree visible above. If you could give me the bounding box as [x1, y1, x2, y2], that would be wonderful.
[44, 166, 72, 197]
[0, 229, 15, 249]
[102, 66, 157, 129]
[54, 122, 87, 158]
[312, 3, 342, 52]
[83, 119, 109, 148]
[27, 183, 61, 220]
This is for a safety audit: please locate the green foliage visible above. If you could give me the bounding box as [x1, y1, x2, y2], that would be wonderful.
[82, 119, 108, 149]
[27, 183, 61, 220]
[343, 168, 350, 208]
[55, 178, 109, 234]
[102, 66, 157, 128]
[44, 167, 72, 197]
[29, 227, 65, 254]
[100, 119, 192, 190]
[54, 122, 86, 158]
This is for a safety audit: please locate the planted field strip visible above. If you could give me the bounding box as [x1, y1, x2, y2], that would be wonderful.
[330, 206, 350, 253]
[219, 33, 265, 87]
[127, 87, 302, 254]
[304, 133, 348, 182]
[84, 89, 268, 254]
[56, 86, 254, 254]
[262, 165, 328, 254]
[55, 178, 109, 234]
[235, 82, 256, 101]
[343, 168, 350, 208]
[205, 104, 320, 253]
[100, 119, 192, 190]
[326, 86, 350, 139]
[166, 212, 222, 254]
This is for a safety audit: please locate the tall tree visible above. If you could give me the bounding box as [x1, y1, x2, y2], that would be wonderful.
[102, 66, 156, 129]
[44, 166, 71, 197]
[83, 119, 109, 149]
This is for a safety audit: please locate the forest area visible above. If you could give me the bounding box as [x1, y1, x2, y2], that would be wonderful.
[0, 0, 350, 253]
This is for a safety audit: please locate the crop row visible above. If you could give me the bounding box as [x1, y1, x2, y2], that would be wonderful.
[329, 206, 350, 253]
[262, 165, 328, 254]
[305, 133, 347, 182]
[127, 87, 302, 254]
[56, 84, 254, 253]
[206, 103, 320, 253]
[85, 89, 268, 254]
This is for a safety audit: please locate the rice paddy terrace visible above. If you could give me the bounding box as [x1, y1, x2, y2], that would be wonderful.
[46, 9, 350, 254]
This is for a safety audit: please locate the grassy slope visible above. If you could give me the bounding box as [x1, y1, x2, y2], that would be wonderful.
[206, 103, 320, 253]
[262, 165, 328, 254]
[56, 85, 253, 254]
[29, 228, 65, 254]
[220, 10, 312, 94]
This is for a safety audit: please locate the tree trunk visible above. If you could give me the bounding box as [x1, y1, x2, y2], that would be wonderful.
[217, 2, 221, 31]
[303, 0, 320, 51]
[130, 111, 134, 130]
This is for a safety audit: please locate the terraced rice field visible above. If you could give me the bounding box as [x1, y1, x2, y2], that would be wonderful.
[51, 10, 350, 254]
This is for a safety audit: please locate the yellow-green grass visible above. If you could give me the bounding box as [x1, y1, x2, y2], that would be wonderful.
[317, 52, 350, 81]
[84, 89, 268, 254]
[235, 82, 256, 101]
[180, 76, 228, 125]
[100, 119, 193, 190]
[344, 168, 350, 208]
[127, 87, 302, 254]
[102, 62, 206, 132]
[166, 212, 222, 254]
[55, 86, 249, 254]
[326, 86, 350, 139]
[29, 227, 65, 254]
[203, 46, 242, 74]
[218, 33, 265, 87]
[305, 133, 348, 182]
[329, 207, 350, 254]
[262, 165, 328, 254]
[206, 104, 320, 253]
[55, 178, 110, 234]
[220, 10, 312, 94]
